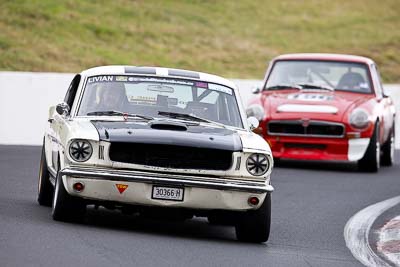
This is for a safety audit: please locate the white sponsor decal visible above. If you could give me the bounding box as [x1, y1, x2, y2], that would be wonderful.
[277, 104, 338, 113]
[88, 76, 114, 83]
[288, 93, 333, 101]
[115, 76, 128, 82]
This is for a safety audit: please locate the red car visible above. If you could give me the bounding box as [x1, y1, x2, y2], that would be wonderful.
[247, 53, 396, 172]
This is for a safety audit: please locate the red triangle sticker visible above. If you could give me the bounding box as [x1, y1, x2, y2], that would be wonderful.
[116, 184, 128, 194]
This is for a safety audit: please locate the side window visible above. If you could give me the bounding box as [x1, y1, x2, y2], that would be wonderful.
[64, 74, 81, 107]
[371, 65, 383, 98]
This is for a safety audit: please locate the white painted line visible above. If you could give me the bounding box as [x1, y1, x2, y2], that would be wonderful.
[344, 196, 400, 267]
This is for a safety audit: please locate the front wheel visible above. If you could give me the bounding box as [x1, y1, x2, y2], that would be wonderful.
[381, 125, 395, 166]
[52, 170, 86, 222]
[358, 122, 380, 172]
[37, 144, 53, 206]
[235, 194, 271, 243]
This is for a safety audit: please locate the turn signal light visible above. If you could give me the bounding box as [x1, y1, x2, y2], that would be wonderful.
[347, 132, 361, 139]
[73, 182, 85, 192]
[248, 196, 260, 206]
[252, 126, 264, 135]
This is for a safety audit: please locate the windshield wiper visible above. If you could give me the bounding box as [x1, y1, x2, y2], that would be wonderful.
[158, 111, 226, 128]
[265, 84, 302, 90]
[297, 83, 334, 91]
[86, 110, 153, 120]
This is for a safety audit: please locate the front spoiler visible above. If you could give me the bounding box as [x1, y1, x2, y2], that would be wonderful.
[60, 167, 274, 194]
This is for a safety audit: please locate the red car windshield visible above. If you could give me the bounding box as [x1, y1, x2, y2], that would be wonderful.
[266, 60, 373, 94]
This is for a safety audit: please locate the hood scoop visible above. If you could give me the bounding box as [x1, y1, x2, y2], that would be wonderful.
[149, 120, 188, 131]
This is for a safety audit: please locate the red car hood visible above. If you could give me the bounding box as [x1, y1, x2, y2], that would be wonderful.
[262, 90, 373, 122]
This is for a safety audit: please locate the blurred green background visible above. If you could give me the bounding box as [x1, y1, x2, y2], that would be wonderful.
[0, 0, 399, 82]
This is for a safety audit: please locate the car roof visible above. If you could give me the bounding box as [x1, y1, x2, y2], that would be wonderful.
[272, 53, 375, 65]
[80, 65, 237, 90]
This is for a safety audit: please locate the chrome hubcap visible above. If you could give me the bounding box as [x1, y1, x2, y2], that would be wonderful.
[390, 135, 395, 163]
[376, 141, 380, 168]
[52, 177, 59, 213]
[38, 163, 43, 193]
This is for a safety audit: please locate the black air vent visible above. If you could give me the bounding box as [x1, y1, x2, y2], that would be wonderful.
[149, 121, 188, 131]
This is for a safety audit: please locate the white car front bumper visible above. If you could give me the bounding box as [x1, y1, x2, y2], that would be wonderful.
[60, 167, 273, 211]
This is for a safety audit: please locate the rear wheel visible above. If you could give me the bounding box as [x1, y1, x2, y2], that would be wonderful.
[37, 144, 53, 206]
[52, 166, 86, 222]
[235, 194, 271, 243]
[358, 122, 380, 172]
[381, 125, 395, 166]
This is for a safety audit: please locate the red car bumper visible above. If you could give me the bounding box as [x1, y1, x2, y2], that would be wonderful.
[266, 135, 370, 161]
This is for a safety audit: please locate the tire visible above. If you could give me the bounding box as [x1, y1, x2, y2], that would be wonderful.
[235, 194, 271, 243]
[381, 125, 395, 166]
[273, 158, 281, 167]
[37, 144, 53, 206]
[358, 122, 380, 172]
[52, 166, 86, 222]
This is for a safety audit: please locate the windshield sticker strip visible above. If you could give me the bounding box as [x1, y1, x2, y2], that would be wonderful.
[127, 76, 194, 86]
[87, 75, 233, 95]
[87, 76, 114, 83]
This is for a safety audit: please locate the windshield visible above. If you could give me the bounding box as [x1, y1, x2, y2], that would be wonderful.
[77, 75, 243, 128]
[265, 60, 373, 93]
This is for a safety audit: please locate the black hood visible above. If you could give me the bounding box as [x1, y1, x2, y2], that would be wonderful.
[91, 120, 242, 151]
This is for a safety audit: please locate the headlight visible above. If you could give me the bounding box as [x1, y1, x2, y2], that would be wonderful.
[69, 139, 93, 162]
[246, 104, 265, 121]
[349, 108, 370, 129]
[246, 153, 270, 176]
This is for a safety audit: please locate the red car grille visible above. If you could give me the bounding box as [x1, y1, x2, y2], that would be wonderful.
[268, 120, 345, 138]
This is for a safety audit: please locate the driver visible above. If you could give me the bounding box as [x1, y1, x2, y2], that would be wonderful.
[95, 82, 128, 111]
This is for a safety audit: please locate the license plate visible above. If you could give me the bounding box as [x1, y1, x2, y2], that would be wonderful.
[152, 186, 184, 201]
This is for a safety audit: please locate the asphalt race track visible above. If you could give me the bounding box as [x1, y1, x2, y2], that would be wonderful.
[1, 145, 400, 267]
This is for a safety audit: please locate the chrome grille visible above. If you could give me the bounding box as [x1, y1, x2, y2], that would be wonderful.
[98, 145, 104, 160]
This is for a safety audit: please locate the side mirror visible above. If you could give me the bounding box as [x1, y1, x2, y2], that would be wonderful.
[56, 102, 70, 116]
[382, 88, 390, 98]
[247, 116, 259, 130]
[251, 86, 262, 94]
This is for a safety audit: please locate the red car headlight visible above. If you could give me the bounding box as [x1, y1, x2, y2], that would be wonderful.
[246, 104, 265, 121]
[349, 108, 370, 129]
